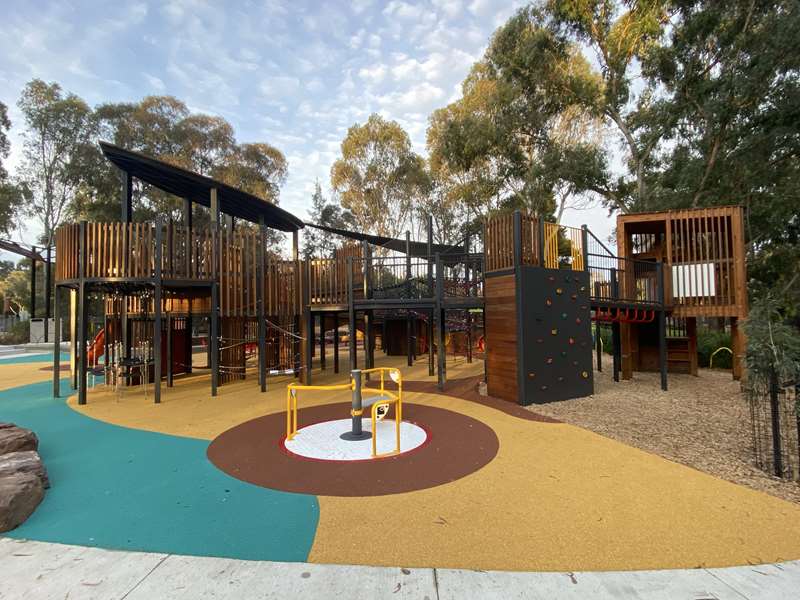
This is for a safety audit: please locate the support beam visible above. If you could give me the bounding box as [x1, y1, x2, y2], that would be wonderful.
[70, 289, 77, 390]
[406, 231, 413, 367]
[610, 267, 620, 382]
[30, 246, 36, 321]
[258, 216, 267, 392]
[303, 309, 313, 384]
[657, 262, 667, 391]
[333, 315, 340, 374]
[120, 170, 133, 222]
[211, 284, 219, 396]
[347, 258, 357, 370]
[77, 223, 87, 405]
[185, 301, 193, 374]
[435, 253, 446, 390]
[364, 310, 373, 372]
[292, 229, 301, 377]
[427, 215, 434, 376]
[319, 313, 326, 371]
[153, 219, 163, 403]
[595, 322, 603, 372]
[210, 187, 220, 396]
[166, 314, 173, 388]
[44, 245, 51, 342]
[52, 285, 61, 398]
[513, 210, 525, 404]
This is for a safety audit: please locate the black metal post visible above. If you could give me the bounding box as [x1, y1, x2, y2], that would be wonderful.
[320, 314, 326, 370]
[333, 314, 340, 374]
[347, 257, 357, 370]
[210, 188, 219, 396]
[120, 170, 133, 223]
[610, 267, 620, 383]
[211, 284, 219, 396]
[45, 245, 51, 342]
[154, 219, 163, 403]
[769, 367, 784, 477]
[166, 314, 173, 388]
[580, 225, 589, 271]
[363, 240, 373, 377]
[657, 262, 667, 391]
[435, 253, 446, 390]
[427, 215, 434, 376]
[77, 223, 87, 405]
[513, 210, 525, 404]
[406, 231, 413, 366]
[30, 246, 36, 322]
[184, 197, 193, 375]
[53, 285, 60, 398]
[257, 217, 266, 391]
[595, 322, 603, 372]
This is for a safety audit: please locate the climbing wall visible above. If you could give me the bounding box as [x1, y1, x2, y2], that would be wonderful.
[521, 267, 594, 404]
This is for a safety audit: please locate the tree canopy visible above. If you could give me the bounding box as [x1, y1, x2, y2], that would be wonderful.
[330, 114, 429, 239]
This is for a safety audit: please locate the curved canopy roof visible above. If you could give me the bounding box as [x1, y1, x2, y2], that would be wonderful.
[100, 142, 304, 232]
[304, 222, 464, 257]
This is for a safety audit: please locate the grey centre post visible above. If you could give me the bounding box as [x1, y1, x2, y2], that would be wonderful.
[341, 369, 371, 441]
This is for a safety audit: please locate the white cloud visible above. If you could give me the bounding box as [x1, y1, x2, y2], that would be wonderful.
[358, 64, 387, 84]
[432, 0, 462, 18]
[144, 73, 166, 92]
[259, 75, 301, 97]
[383, 1, 425, 20]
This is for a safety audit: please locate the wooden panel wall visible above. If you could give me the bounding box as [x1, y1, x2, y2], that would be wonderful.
[485, 273, 518, 402]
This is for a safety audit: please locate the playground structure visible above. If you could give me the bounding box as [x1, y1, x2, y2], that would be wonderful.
[50, 143, 748, 409]
[616, 207, 748, 380]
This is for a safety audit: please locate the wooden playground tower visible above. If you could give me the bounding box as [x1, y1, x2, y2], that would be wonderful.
[50, 144, 748, 407]
[616, 207, 748, 380]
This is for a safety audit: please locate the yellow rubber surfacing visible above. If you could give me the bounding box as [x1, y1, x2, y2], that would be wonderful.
[65, 356, 800, 572]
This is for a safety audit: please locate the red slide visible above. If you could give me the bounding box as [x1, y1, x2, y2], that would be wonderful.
[87, 328, 105, 365]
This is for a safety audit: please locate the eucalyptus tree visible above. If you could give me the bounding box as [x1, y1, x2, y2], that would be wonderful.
[330, 114, 428, 239]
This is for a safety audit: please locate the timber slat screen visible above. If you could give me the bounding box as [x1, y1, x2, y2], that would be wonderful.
[619, 206, 746, 317]
[55, 221, 301, 318]
[307, 244, 362, 306]
[665, 208, 742, 315]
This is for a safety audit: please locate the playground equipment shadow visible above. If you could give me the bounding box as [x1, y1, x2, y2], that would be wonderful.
[3, 351, 800, 572]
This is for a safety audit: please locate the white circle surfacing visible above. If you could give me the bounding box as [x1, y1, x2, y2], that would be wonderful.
[283, 418, 427, 461]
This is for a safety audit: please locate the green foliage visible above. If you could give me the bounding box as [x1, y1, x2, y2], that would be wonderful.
[331, 114, 429, 238]
[744, 295, 800, 385]
[696, 329, 732, 369]
[302, 181, 355, 259]
[0, 101, 25, 236]
[17, 79, 98, 246]
[0, 319, 29, 345]
[427, 9, 606, 222]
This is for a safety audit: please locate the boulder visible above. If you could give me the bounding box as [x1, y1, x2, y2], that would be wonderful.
[0, 451, 50, 489]
[0, 425, 39, 455]
[0, 471, 44, 532]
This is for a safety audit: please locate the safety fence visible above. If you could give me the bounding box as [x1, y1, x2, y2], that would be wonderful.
[748, 376, 800, 481]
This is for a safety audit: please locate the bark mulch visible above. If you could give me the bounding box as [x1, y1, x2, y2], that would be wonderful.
[527, 355, 800, 505]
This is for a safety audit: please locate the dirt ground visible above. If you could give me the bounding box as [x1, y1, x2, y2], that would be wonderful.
[529, 354, 800, 504]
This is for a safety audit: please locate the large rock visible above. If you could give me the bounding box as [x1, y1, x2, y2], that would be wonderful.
[0, 471, 44, 532]
[0, 425, 39, 455]
[0, 451, 50, 489]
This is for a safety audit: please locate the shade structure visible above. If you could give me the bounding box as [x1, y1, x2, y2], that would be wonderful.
[303, 222, 464, 258]
[100, 142, 304, 232]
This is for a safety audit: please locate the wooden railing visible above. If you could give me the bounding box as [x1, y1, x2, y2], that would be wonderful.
[55, 221, 301, 318]
[485, 212, 542, 271]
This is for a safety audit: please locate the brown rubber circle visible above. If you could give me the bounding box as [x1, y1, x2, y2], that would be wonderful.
[207, 402, 499, 497]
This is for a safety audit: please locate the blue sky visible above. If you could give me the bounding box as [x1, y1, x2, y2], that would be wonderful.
[0, 0, 613, 255]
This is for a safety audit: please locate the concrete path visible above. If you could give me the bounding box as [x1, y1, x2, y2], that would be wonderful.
[1, 538, 798, 599]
